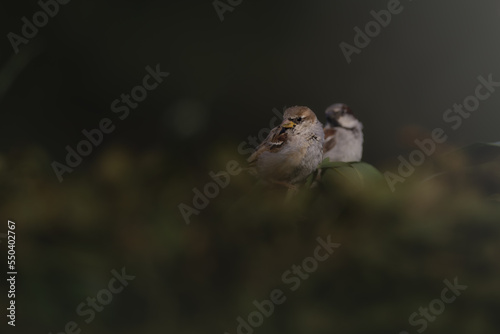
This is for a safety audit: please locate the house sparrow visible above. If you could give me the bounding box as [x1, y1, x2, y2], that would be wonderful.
[248, 106, 324, 187]
[323, 103, 363, 162]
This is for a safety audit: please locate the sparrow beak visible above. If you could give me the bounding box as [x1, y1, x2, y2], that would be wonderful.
[282, 121, 297, 129]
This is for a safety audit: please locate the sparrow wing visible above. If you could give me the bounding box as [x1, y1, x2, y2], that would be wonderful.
[248, 126, 289, 165]
[323, 128, 337, 153]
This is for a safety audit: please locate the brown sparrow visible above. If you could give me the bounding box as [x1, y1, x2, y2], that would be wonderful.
[247, 106, 324, 187]
[323, 103, 363, 162]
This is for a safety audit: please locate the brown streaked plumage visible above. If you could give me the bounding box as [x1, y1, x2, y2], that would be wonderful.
[323, 127, 337, 153]
[247, 106, 325, 187]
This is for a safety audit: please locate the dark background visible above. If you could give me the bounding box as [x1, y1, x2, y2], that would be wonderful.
[1, 0, 499, 164]
[1, 1, 500, 333]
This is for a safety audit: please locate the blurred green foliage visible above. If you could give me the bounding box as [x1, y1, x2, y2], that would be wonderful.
[1, 142, 500, 334]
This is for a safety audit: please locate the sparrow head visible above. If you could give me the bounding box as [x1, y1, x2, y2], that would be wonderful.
[325, 103, 359, 129]
[281, 106, 318, 131]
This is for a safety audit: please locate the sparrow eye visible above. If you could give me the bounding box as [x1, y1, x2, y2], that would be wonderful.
[296, 117, 303, 122]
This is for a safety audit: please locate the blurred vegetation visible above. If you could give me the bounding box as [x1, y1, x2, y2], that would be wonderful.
[1, 141, 500, 334]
